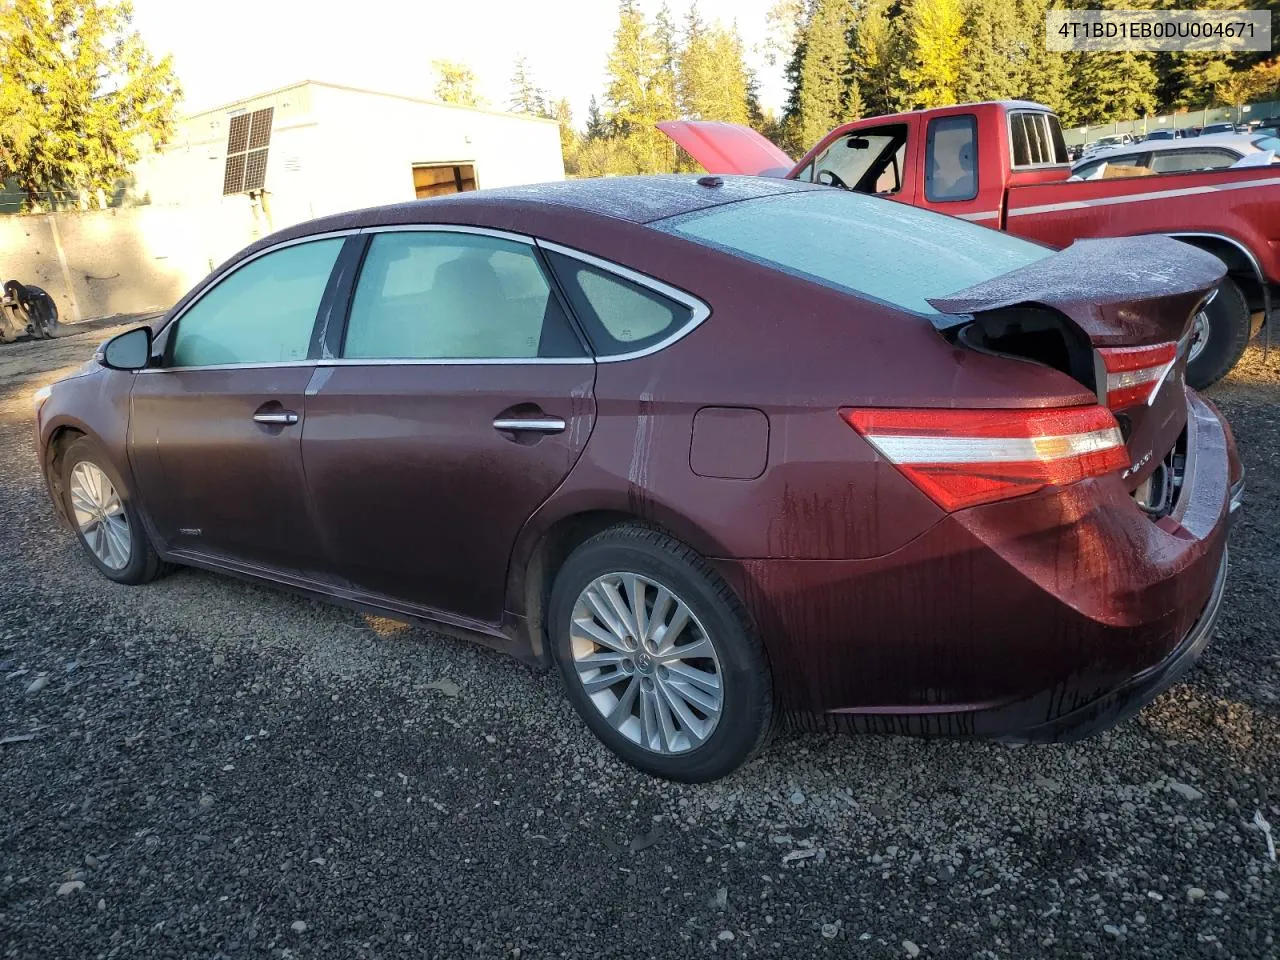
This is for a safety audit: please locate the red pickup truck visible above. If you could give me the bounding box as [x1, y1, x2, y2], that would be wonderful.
[661, 100, 1279, 387]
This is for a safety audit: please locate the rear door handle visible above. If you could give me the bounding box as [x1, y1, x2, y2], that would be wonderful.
[253, 411, 299, 425]
[493, 416, 566, 434]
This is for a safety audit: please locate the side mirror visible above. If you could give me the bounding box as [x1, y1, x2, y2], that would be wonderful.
[98, 326, 153, 371]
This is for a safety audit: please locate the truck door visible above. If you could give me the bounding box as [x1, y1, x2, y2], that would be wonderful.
[916, 110, 998, 227]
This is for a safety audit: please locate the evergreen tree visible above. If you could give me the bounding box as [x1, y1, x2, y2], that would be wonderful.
[0, 0, 181, 209]
[550, 97, 579, 175]
[509, 56, 547, 115]
[900, 0, 967, 109]
[791, 0, 857, 148]
[678, 14, 751, 124]
[851, 0, 901, 117]
[957, 0, 1028, 103]
[433, 60, 481, 107]
[604, 0, 677, 173]
[1018, 0, 1072, 116]
[585, 95, 610, 140]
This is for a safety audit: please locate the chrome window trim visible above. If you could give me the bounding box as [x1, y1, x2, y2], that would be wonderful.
[149, 229, 358, 373]
[317, 356, 594, 367]
[138, 360, 318, 375]
[359, 223, 538, 244]
[536, 239, 711, 363]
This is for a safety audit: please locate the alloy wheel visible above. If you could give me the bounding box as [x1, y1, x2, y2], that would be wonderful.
[1188, 310, 1210, 364]
[569, 572, 723, 755]
[69, 461, 131, 570]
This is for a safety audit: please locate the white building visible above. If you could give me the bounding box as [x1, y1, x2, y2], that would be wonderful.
[134, 79, 565, 267]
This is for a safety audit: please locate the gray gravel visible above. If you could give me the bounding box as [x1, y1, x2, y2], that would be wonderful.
[1, 325, 1277, 959]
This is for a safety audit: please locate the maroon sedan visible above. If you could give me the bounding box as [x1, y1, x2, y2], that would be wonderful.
[34, 176, 1242, 781]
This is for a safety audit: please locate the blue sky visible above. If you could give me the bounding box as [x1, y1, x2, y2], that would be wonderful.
[131, 0, 787, 128]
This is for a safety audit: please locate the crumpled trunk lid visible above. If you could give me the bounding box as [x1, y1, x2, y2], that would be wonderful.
[929, 236, 1226, 491]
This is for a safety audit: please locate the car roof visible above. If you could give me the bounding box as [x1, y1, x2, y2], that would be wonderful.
[409, 174, 823, 224]
[310, 175, 822, 234]
[1074, 134, 1259, 166]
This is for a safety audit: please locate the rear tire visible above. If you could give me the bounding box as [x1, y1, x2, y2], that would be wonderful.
[549, 525, 773, 782]
[1186, 277, 1249, 389]
[61, 436, 170, 585]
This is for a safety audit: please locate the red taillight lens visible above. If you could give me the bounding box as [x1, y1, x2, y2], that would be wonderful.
[1097, 342, 1177, 409]
[842, 406, 1128, 511]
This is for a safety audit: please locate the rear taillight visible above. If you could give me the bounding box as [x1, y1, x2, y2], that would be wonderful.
[842, 406, 1128, 511]
[1096, 342, 1177, 409]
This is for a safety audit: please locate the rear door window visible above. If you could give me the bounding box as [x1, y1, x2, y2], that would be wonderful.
[342, 231, 584, 360]
[1074, 153, 1147, 179]
[925, 114, 978, 201]
[1149, 148, 1240, 173]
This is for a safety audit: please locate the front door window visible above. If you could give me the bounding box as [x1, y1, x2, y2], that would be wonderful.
[169, 238, 344, 367]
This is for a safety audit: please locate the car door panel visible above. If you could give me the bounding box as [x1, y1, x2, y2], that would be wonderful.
[127, 236, 349, 576]
[301, 363, 596, 623]
[297, 228, 597, 625]
[129, 366, 328, 573]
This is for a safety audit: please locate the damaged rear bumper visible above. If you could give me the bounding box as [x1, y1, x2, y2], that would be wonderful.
[1010, 546, 1228, 743]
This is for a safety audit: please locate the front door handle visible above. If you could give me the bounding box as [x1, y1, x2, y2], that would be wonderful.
[493, 416, 566, 434]
[253, 411, 300, 425]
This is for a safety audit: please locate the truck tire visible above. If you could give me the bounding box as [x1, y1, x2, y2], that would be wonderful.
[1186, 277, 1249, 390]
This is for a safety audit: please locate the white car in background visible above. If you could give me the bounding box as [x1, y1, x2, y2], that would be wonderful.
[1070, 133, 1280, 179]
[1080, 133, 1133, 158]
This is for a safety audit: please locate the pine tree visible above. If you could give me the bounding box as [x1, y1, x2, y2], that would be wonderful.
[1019, 0, 1072, 116]
[790, 0, 857, 148]
[900, 0, 968, 109]
[550, 97, 579, 175]
[957, 0, 1028, 103]
[509, 56, 547, 115]
[678, 14, 751, 124]
[433, 60, 481, 107]
[1070, 51, 1158, 124]
[585, 95, 610, 140]
[0, 0, 181, 209]
[604, 0, 677, 173]
[654, 2, 680, 114]
[851, 0, 901, 117]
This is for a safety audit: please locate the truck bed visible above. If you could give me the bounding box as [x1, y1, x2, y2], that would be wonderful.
[1004, 167, 1280, 283]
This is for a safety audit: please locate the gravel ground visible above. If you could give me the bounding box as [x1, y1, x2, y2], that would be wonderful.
[1, 324, 1277, 959]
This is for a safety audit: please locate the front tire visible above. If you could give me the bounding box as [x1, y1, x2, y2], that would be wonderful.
[549, 526, 773, 782]
[1186, 277, 1249, 389]
[61, 436, 169, 585]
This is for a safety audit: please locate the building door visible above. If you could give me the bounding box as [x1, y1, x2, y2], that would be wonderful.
[412, 163, 478, 199]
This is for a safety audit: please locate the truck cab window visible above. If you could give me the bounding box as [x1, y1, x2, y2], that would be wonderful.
[925, 114, 978, 202]
[809, 124, 908, 195]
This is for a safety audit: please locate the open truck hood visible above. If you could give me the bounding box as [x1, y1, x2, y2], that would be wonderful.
[657, 121, 795, 177]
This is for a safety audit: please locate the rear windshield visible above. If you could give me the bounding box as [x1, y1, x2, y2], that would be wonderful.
[653, 191, 1052, 315]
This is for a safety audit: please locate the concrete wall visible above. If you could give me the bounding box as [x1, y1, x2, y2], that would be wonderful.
[0, 205, 241, 323]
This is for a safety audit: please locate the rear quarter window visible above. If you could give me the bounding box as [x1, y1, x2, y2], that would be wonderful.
[654, 191, 1052, 316]
[544, 251, 697, 357]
